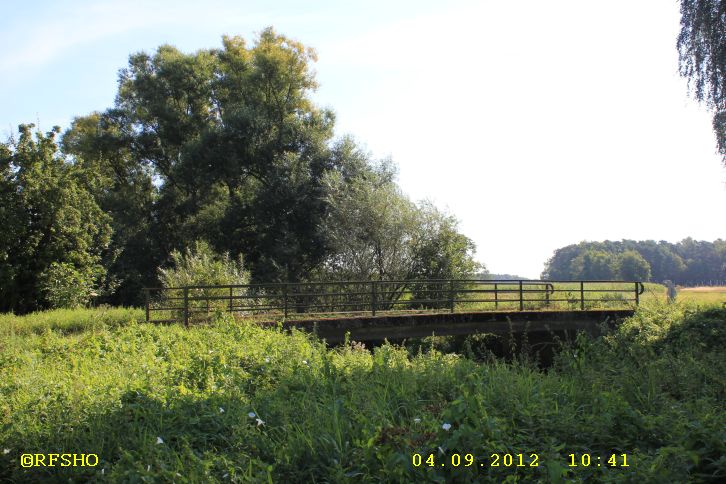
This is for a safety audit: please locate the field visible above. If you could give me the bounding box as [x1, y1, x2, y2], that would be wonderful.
[675, 286, 726, 305]
[0, 302, 724, 482]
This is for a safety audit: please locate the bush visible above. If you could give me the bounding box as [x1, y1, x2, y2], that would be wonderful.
[158, 241, 250, 320]
[38, 262, 101, 309]
[158, 240, 249, 289]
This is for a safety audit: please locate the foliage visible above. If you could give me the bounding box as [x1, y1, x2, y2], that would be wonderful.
[570, 249, 617, 280]
[0, 303, 723, 482]
[0, 125, 112, 313]
[410, 201, 481, 280]
[319, 168, 480, 307]
[62, 112, 159, 307]
[678, 0, 726, 163]
[542, 238, 726, 284]
[320, 166, 418, 281]
[321, 169, 480, 282]
[158, 240, 250, 289]
[38, 262, 101, 309]
[83, 28, 340, 285]
[157, 240, 251, 320]
[616, 250, 652, 281]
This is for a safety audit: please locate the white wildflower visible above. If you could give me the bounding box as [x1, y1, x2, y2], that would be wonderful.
[147, 464, 151, 471]
[264, 357, 270, 363]
[442, 423, 452, 431]
[223, 473, 229, 478]
[219, 407, 225, 413]
[413, 418, 421, 424]
[248, 412, 256, 418]
[2, 448, 9, 455]
[256, 418, 265, 427]
[156, 436, 164, 444]
[302, 359, 308, 365]
[101, 469, 105, 475]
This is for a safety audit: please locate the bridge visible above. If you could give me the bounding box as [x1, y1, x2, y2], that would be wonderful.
[144, 279, 644, 343]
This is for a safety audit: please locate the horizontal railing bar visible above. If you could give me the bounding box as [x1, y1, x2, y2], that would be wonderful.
[180, 289, 637, 300]
[166, 279, 642, 290]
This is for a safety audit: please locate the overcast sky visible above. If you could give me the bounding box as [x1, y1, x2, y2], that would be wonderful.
[2, 0, 724, 278]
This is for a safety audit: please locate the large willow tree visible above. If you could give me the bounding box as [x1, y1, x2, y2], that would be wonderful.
[678, 0, 726, 163]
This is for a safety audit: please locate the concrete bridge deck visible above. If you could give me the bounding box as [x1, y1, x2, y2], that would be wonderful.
[258, 309, 635, 343]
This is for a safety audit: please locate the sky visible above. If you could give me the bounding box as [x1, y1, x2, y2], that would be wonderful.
[2, 0, 724, 278]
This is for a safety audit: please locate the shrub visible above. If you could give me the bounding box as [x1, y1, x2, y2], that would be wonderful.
[158, 240, 249, 289]
[38, 262, 101, 309]
[157, 241, 250, 321]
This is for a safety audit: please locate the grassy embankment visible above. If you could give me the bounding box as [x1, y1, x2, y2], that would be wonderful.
[0, 299, 724, 482]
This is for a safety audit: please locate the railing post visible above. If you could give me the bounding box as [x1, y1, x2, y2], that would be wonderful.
[518, 280, 524, 310]
[494, 283, 498, 309]
[145, 288, 150, 322]
[283, 283, 289, 318]
[371, 281, 377, 316]
[635, 282, 640, 306]
[580, 281, 585, 310]
[545, 283, 551, 307]
[183, 287, 189, 327]
[450, 279, 454, 313]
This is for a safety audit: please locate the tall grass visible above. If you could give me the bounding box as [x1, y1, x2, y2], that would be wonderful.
[0, 306, 143, 337]
[0, 302, 723, 482]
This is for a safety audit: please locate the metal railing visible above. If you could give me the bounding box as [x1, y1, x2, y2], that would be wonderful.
[144, 280, 645, 325]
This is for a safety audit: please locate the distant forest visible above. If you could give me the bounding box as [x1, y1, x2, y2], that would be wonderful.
[541, 239, 726, 284]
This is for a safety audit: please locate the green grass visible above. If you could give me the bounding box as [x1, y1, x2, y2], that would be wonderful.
[675, 286, 726, 305]
[0, 303, 724, 482]
[0, 306, 143, 338]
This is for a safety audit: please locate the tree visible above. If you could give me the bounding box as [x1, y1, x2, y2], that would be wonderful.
[319, 166, 480, 307]
[407, 201, 481, 308]
[616, 250, 652, 281]
[571, 250, 617, 280]
[0, 125, 112, 313]
[319, 166, 419, 282]
[676, 237, 725, 283]
[541, 244, 585, 280]
[68, 28, 358, 287]
[541, 239, 722, 283]
[408, 200, 481, 281]
[678, 0, 726, 163]
[62, 111, 159, 306]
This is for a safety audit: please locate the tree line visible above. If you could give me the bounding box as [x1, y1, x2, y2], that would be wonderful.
[0, 29, 481, 314]
[541, 239, 726, 284]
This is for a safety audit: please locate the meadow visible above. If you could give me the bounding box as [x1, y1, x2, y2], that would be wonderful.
[675, 286, 726, 305]
[0, 300, 724, 482]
